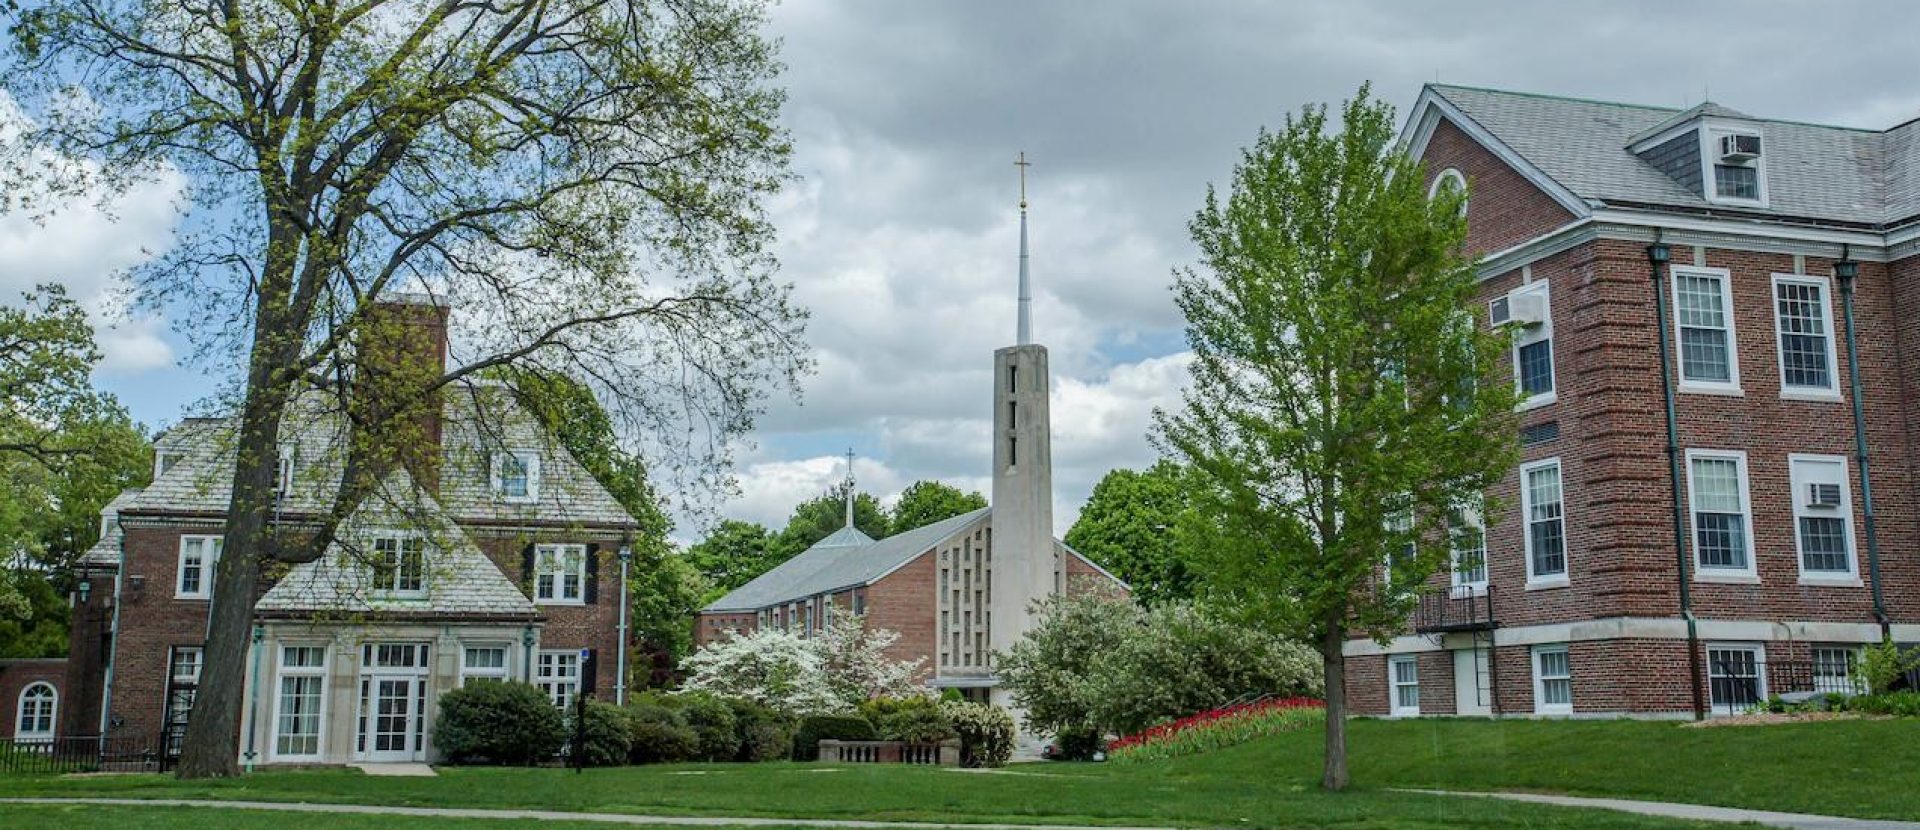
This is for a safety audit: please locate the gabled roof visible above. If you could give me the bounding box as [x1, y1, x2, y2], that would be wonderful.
[78, 489, 143, 568]
[1414, 84, 1917, 227]
[256, 469, 537, 619]
[703, 508, 990, 613]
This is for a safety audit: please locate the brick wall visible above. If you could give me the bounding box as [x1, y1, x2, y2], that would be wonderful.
[0, 659, 67, 739]
[61, 572, 115, 737]
[472, 531, 625, 699]
[1422, 117, 1577, 259]
[867, 550, 937, 678]
[111, 523, 237, 745]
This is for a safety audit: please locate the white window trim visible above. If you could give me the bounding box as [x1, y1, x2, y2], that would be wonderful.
[1509, 281, 1556, 410]
[1531, 644, 1573, 715]
[1788, 453, 1860, 585]
[1699, 122, 1770, 209]
[534, 649, 582, 710]
[1520, 457, 1570, 589]
[15, 681, 57, 741]
[274, 442, 297, 496]
[369, 531, 430, 599]
[1670, 265, 1744, 396]
[1707, 641, 1768, 715]
[491, 449, 542, 503]
[1685, 449, 1759, 582]
[1387, 655, 1420, 717]
[1811, 645, 1860, 695]
[533, 543, 588, 605]
[1769, 274, 1842, 401]
[269, 644, 328, 761]
[176, 535, 224, 600]
[154, 450, 185, 479]
[1449, 503, 1489, 596]
[1428, 167, 1468, 217]
[460, 643, 512, 686]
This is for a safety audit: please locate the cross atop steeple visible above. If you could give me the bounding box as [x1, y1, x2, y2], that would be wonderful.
[1015, 151, 1032, 345]
[1015, 151, 1031, 210]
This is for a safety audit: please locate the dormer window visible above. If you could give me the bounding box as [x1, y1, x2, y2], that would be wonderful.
[272, 443, 296, 498]
[370, 533, 428, 598]
[491, 449, 540, 502]
[155, 450, 185, 478]
[1702, 125, 1766, 206]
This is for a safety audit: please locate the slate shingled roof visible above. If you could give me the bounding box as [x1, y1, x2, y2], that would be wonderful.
[703, 508, 988, 613]
[78, 488, 143, 567]
[1425, 84, 1920, 226]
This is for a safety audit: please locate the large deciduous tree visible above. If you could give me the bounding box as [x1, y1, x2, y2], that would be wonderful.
[887, 480, 986, 536]
[773, 482, 886, 555]
[685, 518, 778, 600]
[1154, 86, 1517, 791]
[2, 0, 804, 777]
[1064, 461, 1198, 607]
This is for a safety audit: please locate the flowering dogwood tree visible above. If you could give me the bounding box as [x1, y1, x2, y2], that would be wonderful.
[679, 615, 924, 714]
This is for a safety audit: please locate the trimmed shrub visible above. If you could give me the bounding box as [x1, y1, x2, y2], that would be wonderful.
[793, 713, 876, 761]
[728, 698, 797, 762]
[1051, 727, 1103, 761]
[570, 700, 633, 767]
[435, 681, 567, 765]
[877, 707, 956, 743]
[942, 701, 1014, 768]
[679, 692, 741, 761]
[628, 704, 699, 764]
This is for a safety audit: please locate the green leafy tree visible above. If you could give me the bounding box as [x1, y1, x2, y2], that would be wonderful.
[773, 483, 887, 559]
[4, 0, 804, 778]
[887, 480, 986, 535]
[0, 574, 69, 657]
[1065, 461, 1198, 607]
[1154, 86, 1518, 791]
[687, 519, 781, 599]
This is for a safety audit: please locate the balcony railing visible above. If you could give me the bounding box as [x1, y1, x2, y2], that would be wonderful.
[1412, 586, 1496, 633]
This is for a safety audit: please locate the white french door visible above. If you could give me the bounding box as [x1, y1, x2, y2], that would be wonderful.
[356, 643, 429, 762]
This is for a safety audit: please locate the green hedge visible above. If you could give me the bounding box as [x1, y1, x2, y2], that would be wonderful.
[793, 714, 876, 761]
[435, 681, 566, 765]
[628, 703, 699, 764]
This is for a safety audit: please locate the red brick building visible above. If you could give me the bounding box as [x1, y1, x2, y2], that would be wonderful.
[57, 296, 640, 764]
[1344, 85, 1920, 718]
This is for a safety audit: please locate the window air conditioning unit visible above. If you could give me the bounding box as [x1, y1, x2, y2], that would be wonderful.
[1489, 289, 1548, 328]
[1806, 482, 1842, 508]
[1719, 133, 1762, 163]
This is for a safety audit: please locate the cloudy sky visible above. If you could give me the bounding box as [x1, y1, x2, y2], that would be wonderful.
[8, 1, 1914, 539]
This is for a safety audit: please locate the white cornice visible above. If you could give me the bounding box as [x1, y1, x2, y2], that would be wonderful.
[1475, 209, 1912, 281]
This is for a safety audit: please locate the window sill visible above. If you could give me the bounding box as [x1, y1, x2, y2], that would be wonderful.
[1780, 388, 1842, 403]
[174, 594, 212, 602]
[1797, 575, 1863, 588]
[1518, 393, 1557, 412]
[1693, 572, 1760, 585]
[1535, 707, 1574, 717]
[1679, 383, 1745, 397]
[1526, 577, 1570, 591]
[535, 598, 588, 607]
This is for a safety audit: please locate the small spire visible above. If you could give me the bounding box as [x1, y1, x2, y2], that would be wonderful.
[843, 448, 856, 529]
[1015, 151, 1032, 345]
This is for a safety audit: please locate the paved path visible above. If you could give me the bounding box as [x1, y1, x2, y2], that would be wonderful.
[0, 797, 1174, 830]
[1401, 789, 1920, 830]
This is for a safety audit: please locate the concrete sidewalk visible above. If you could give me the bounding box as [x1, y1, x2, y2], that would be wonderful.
[0, 797, 1174, 830]
[1401, 789, 1920, 830]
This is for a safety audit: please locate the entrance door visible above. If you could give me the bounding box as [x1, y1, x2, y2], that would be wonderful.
[1453, 648, 1491, 716]
[356, 643, 429, 761]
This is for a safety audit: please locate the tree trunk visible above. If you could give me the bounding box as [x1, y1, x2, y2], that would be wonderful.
[1318, 623, 1350, 792]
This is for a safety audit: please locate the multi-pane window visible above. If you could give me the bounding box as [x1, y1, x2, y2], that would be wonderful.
[461, 645, 509, 685]
[371, 535, 427, 597]
[492, 450, 540, 501]
[1449, 505, 1487, 593]
[1714, 165, 1759, 200]
[534, 544, 587, 604]
[165, 646, 202, 730]
[177, 536, 224, 599]
[1708, 645, 1765, 715]
[1812, 646, 1857, 695]
[1790, 455, 1854, 577]
[1688, 452, 1753, 574]
[1522, 460, 1566, 582]
[1510, 282, 1554, 404]
[14, 682, 56, 741]
[274, 645, 326, 758]
[536, 650, 581, 710]
[1673, 268, 1739, 388]
[1532, 645, 1572, 714]
[1773, 277, 1837, 394]
[1388, 655, 1420, 717]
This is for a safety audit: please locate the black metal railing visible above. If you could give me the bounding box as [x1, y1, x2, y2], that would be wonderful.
[1412, 586, 1496, 633]
[0, 735, 159, 774]
[1705, 658, 1858, 713]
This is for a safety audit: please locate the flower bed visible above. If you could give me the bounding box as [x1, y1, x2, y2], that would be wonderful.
[1108, 697, 1323, 764]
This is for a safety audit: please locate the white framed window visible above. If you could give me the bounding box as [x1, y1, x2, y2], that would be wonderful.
[1771, 275, 1839, 399]
[1670, 266, 1741, 393]
[1686, 450, 1756, 578]
[176, 536, 224, 599]
[1701, 125, 1768, 207]
[1449, 504, 1488, 595]
[1382, 503, 1415, 588]
[1812, 646, 1858, 695]
[272, 645, 327, 759]
[533, 543, 587, 605]
[14, 682, 56, 741]
[273, 443, 297, 497]
[1428, 167, 1468, 216]
[1790, 454, 1856, 582]
[461, 644, 510, 686]
[155, 450, 186, 479]
[1388, 655, 1420, 717]
[1521, 458, 1568, 586]
[165, 646, 202, 728]
[370, 533, 428, 598]
[1532, 645, 1573, 715]
[535, 650, 581, 710]
[1707, 643, 1766, 715]
[491, 449, 541, 502]
[1509, 281, 1555, 407]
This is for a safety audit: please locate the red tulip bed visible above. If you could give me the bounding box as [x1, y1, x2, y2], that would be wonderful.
[1107, 697, 1324, 764]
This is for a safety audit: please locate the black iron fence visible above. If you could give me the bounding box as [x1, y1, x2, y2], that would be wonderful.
[1412, 586, 1496, 633]
[1706, 658, 1859, 713]
[0, 735, 159, 774]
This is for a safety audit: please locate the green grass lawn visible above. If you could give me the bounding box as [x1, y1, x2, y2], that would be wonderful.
[3, 717, 1915, 829]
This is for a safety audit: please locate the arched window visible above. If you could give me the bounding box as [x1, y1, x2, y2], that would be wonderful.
[15, 682, 57, 741]
[1428, 168, 1469, 217]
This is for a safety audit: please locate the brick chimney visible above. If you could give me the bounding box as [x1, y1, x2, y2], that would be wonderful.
[352, 294, 450, 493]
